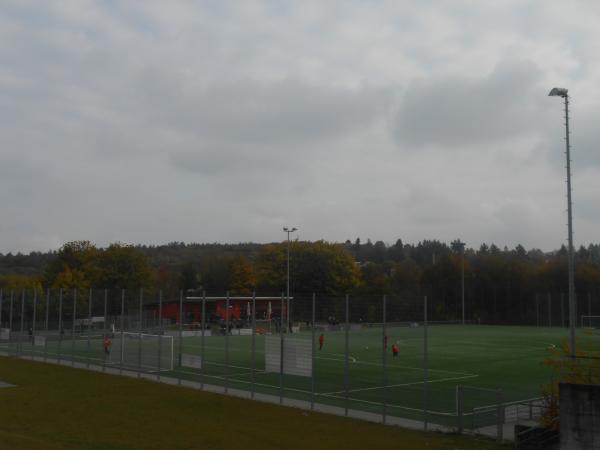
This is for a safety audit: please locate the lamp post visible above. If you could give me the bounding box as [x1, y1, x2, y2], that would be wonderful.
[549, 87, 576, 358]
[457, 240, 466, 325]
[283, 227, 297, 333]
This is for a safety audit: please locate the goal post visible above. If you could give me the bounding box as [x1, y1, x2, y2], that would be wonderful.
[116, 332, 173, 371]
[580, 315, 600, 329]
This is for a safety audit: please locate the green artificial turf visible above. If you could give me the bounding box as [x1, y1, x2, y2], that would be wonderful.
[0, 356, 511, 450]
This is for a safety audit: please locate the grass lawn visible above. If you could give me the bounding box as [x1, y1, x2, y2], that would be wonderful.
[0, 356, 511, 450]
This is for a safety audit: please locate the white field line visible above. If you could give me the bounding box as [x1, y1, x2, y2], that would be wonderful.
[179, 369, 267, 378]
[208, 376, 312, 395]
[317, 354, 357, 363]
[319, 356, 477, 377]
[319, 392, 456, 416]
[320, 373, 479, 396]
[173, 342, 477, 377]
[214, 375, 456, 414]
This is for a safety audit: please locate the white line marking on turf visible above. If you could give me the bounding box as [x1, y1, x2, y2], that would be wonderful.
[316, 355, 357, 363]
[320, 374, 479, 396]
[318, 393, 455, 416]
[179, 369, 267, 378]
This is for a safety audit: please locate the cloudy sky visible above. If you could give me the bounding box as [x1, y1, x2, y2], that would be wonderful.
[1, 1, 599, 253]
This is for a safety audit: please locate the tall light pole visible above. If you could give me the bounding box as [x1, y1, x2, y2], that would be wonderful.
[283, 227, 297, 333]
[457, 240, 466, 325]
[549, 87, 576, 358]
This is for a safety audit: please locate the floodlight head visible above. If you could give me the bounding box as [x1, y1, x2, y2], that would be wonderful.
[283, 227, 298, 233]
[549, 87, 568, 97]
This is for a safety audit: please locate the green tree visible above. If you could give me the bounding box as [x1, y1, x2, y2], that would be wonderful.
[0, 274, 43, 291]
[44, 241, 99, 289]
[230, 255, 257, 295]
[256, 241, 360, 295]
[95, 243, 154, 290]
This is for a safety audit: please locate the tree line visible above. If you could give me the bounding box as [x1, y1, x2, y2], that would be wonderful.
[1, 239, 599, 324]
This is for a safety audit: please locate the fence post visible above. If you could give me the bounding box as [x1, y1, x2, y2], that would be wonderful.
[200, 291, 206, 390]
[0, 289, 3, 332]
[157, 290, 162, 381]
[44, 288, 50, 362]
[120, 289, 125, 375]
[344, 294, 349, 417]
[251, 292, 256, 399]
[178, 290, 183, 385]
[31, 289, 37, 359]
[548, 293, 552, 327]
[71, 289, 77, 367]
[423, 295, 429, 431]
[536, 293, 540, 327]
[382, 295, 387, 424]
[103, 289, 107, 373]
[456, 385, 464, 433]
[279, 292, 284, 405]
[224, 292, 230, 394]
[57, 289, 63, 364]
[560, 293, 565, 328]
[87, 288, 92, 369]
[496, 388, 504, 442]
[19, 289, 25, 356]
[8, 292, 14, 356]
[138, 288, 143, 378]
[311, 292, 316, 411]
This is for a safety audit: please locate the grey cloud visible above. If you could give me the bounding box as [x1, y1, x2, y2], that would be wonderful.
[393, 61, 549, 148]
[138, 78, 389, 146]
[572, 114, 600, 171]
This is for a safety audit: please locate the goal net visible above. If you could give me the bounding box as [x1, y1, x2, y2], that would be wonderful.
[114, 332, 174, 371]
[581, 316, 600, 329]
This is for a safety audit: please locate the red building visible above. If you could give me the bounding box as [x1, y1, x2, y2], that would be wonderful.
[146, 297, 287, 325]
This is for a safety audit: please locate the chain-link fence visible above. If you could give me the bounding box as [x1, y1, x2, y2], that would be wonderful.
[1, 287, 593, 441]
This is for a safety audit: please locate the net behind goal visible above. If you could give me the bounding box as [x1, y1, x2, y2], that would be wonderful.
[113, 332, 173, 371]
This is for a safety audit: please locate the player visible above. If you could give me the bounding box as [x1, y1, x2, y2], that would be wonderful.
[103, 335, 112, 360]
[384, 335, 388, 349]
[319, 333, 325, 350]
[391, 343, 399, 358]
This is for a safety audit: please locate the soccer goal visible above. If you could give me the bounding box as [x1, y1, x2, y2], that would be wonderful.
[580, 315, 600, 329]
[115, 332, 174, 371]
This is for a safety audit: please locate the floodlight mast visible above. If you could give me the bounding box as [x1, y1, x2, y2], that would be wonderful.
[548, 87, 576, 358]
[283, 227, 297, 332]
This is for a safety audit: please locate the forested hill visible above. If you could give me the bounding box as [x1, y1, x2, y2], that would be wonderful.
[0, 242, 265, 276]
[2, 239, 600, 277]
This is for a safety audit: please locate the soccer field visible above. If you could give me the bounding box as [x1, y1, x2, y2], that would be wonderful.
[175, 325, 571, 424]
[145, 325, 595, 422]
[5, 324, 598, 429]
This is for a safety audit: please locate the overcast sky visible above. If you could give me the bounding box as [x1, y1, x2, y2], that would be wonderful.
[1, 1, 599, 254]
